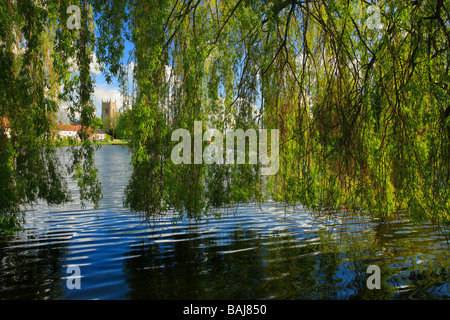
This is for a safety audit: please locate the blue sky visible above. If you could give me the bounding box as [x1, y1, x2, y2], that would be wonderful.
[92, 38, 135, 118]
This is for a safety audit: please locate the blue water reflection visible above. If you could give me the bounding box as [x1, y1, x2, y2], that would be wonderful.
[0, 145, 448, 299]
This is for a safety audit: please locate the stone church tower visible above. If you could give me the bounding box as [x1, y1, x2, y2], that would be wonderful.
[101, 99, 117, 128]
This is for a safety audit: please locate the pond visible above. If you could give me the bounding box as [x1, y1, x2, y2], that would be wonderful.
[0, 145, 448, 300]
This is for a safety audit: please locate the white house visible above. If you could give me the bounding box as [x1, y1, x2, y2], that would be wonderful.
[95, 129, 107, 141]
[56, 124, 81, 140]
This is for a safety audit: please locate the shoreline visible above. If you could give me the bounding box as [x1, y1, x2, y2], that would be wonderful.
[55, 140, 129, 147]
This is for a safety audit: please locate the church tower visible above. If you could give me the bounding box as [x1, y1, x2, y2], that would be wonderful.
[101, 99, 117, 128]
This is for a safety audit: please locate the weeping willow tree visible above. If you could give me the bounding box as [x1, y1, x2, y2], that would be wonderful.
[0, 0, 101, 235]
[115, 0, 450, 224]
[1, 0, 449, 234]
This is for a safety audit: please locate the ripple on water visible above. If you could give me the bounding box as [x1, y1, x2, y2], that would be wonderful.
[0, 146, 448, 300]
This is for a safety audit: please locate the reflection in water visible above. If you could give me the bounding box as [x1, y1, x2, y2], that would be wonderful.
[122, 205, 449, 300]
[0, 230, 69, 299]
[0, 146, 448, 299]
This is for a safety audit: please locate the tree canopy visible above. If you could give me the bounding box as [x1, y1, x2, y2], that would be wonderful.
[1, 0, 449, 234]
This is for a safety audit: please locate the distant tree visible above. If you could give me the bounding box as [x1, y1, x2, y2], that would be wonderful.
[92, 117, 103, 131]
[110, 112, 120, 139]
[115, 109, 132, 140]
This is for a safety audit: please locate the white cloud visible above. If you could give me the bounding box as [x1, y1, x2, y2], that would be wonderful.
[91, 61, 136, 118]
[56, 85, 122, 121]
[127, 62, 135, 83]
[93, 85, 123, 117]
[90, 53, 101, 75]
[120, 61, 136, 93]
[67, 53, 101, 75]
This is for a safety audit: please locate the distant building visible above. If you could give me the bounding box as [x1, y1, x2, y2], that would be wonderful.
[95, 129, 107, 141]
[56, 123, 83, 140]
[56, 123, 102, 141]
[2, 119, 104, 142]
[101, 99, 117, 129]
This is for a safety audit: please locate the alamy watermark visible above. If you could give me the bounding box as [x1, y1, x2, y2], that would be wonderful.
[66, 265, 81, 290]
[171, 121, 279, 176]
[66, 5, 81, 30]
[365, 5, 383, 30]
[366, 265, 381, 289]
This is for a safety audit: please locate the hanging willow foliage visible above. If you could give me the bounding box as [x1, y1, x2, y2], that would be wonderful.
[0, 0, 101, 235]
[113, 0, 449, 224]
[1, 0, 449, 234]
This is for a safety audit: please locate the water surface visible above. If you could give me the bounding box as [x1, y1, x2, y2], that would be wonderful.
[0, 145, 448, 299]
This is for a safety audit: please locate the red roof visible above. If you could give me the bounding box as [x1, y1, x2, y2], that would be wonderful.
[56, 123, 94, 133]
[1, 117, 9, 128]
[57, 123, 82, 132]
